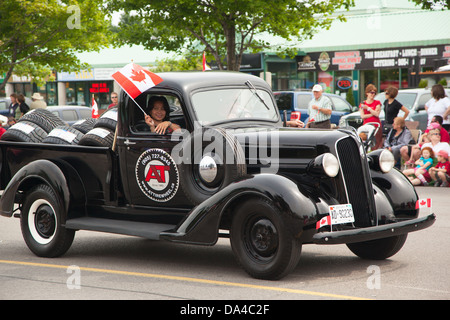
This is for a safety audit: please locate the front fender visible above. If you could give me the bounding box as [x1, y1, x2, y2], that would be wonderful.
[161, 174, 317, 245]
[371, 168, 419, 219]
[0, 160, 71, 219]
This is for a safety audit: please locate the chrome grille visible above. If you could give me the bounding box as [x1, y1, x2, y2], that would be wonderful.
[336, 137, 374, 227]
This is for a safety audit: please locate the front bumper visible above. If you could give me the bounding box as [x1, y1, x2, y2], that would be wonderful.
[313, 213, 436, 244]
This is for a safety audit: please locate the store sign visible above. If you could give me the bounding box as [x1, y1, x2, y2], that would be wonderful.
[336, 77, 353, 90]
[58, 68, 120, 81]
[298, 55, 316, 70]
[209, 53, 262, 70]
[89, 82, 109, 93]
[298, 44, 450, 72]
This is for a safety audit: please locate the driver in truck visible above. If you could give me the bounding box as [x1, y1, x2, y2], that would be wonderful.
[144, 96, 180, 134]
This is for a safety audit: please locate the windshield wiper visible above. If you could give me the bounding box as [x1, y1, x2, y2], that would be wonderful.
[245, 80, 270, 110]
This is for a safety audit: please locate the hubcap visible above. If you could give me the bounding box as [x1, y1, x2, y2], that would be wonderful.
[28, 199, 57, 245]
[35, 205, 56, 239]
[198, 155, 218, 183]
[247, 218, 278, 259]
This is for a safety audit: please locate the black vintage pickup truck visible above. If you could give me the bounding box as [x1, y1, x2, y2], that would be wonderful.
[0, 72, 435, 280]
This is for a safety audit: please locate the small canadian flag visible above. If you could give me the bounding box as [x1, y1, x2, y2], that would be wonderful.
[416, 198, 432, 209]
[202, 51, 211, 72]
[316, 215, 331, 229]
[91, 96, 99, 119]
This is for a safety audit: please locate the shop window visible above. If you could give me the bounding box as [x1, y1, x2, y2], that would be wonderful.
[318, 71, 333, 93]
[380, 69, 400, 91]
[66, 83, 77, 105]
[76, 83, 87, 106]
[46, 82, 57, 106]
[360, 70, 379, 101]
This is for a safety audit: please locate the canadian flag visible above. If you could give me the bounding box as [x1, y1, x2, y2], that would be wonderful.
[290, 111, 301, 121]
[112, 63, 163, 99]
[416, 198, 432, 209]
[202, 51, 211, 72]
[91, 96, 99, 119]
[316, 215, 331, 230]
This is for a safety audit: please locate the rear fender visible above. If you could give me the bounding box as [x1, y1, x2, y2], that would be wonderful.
[0, 159, 85, 222]
[161, 174, 317, 245]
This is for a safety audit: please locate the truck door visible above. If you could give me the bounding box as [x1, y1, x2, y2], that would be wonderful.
[116, 92, 193, 209]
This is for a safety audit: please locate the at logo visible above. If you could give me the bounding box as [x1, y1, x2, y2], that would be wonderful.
[135, 149, 179, 202]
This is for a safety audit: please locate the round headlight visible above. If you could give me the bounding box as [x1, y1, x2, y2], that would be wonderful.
[379, 149, 395, 173]
[323, 153, 340, 177]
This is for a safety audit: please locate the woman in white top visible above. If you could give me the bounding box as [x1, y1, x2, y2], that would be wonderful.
[427, 84, 450, 130]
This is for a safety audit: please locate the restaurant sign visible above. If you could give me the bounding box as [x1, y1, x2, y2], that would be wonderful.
[297, 45, 450, 72]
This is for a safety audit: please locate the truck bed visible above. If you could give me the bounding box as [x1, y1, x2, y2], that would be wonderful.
[0, 141, 116, 204]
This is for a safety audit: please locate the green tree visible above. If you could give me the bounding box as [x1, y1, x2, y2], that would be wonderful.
[108, 0, 354, 71]
[0, 0, 112, 92]
[409, 0, 450, 10]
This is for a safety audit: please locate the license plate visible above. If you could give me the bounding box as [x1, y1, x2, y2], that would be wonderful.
[329, 204, 354, 225]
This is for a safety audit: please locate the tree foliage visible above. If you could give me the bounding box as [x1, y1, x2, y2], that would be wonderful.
[108, 0, 354, 71]
[0, 0, 112, 92]
[409, 0, 450, 10]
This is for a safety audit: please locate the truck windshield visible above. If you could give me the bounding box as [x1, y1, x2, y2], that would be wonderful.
[191, 88, 279, 125]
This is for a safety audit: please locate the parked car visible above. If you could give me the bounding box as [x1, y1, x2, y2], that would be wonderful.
[338, 88, 450, 131]
[274, 90, 357, 126]
[0, 97, 33, 117]
[46, 105, 92, 125]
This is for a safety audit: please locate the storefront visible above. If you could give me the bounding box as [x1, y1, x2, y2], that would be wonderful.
[57, 68, 120, 110]
[283, 44, 450, 105]
[6, 74, 58, 106]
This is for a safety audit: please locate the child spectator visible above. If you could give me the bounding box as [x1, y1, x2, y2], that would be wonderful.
[402, 146, 434, 186]
[429, 150, 450, 187]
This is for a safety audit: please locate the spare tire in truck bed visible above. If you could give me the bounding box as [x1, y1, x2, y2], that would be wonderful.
[78, 127, 115, 147]
[1, 121, 47, 143]
[43, 126, 84, 145]
[19, 109, 66, 133]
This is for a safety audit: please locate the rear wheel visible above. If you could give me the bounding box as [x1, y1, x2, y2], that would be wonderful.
[20, 184, 75, 257]
[346, 234, 408, 260]
[230, 198, 302, 280]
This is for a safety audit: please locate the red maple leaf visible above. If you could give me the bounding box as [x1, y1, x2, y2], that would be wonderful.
[130, 68, 146, 83]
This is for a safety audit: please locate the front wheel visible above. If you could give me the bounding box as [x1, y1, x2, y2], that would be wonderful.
[346, 234, 408, 260]
[230, 198, 302, 280]
[20, 184, 75, 257]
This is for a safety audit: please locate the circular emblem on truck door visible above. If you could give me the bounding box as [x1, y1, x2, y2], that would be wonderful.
[135, 148, 179, 202]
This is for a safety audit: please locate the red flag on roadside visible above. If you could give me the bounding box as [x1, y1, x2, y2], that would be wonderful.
[112, 63, 163, 99]
[202, 51, 211, 72]
[91, 96, 99, 118]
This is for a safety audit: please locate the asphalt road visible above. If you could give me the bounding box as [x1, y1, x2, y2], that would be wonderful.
[0, 187, 448, 303]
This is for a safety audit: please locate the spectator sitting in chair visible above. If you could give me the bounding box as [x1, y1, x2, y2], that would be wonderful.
[383, 117, 412, 168]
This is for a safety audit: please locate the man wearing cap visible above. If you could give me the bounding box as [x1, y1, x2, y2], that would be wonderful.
[429, 150, 450, 187]
[30, 92, 47, 110]
[307, 84, 332, 129]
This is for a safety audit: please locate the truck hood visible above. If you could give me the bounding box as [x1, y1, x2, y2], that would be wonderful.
[231, 127, 358, 172]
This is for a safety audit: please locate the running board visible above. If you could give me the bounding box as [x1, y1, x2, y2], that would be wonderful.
[65, 217, 176, 240]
